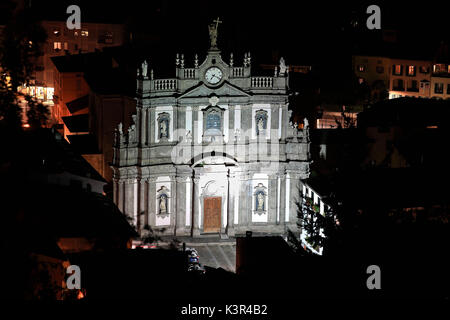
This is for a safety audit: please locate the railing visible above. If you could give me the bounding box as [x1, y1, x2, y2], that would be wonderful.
[231, 67, 244, 77]
[184, 68, 196, 79]
[251, 77, 273, 88]
[153, 79, 177, 91]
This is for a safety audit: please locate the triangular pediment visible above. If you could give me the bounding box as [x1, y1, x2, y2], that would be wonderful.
[178, 81, 251, 99]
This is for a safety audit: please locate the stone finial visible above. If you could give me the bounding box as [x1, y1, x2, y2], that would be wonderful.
[244, 53, 248, 67]
[247, 52, 251, 65]
[194, 54, 199, 68]
[180, 54, 184, 68]
[176, 53, 180, 67]
[274, 66, 278, 77]
[230, 53, 234, 67]
[150, 69, 154, 80]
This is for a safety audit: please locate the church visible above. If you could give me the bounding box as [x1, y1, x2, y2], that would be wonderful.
[111, 20, 311, 238]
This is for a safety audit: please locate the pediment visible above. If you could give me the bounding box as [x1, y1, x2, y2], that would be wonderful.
[178, 81, 250, 99]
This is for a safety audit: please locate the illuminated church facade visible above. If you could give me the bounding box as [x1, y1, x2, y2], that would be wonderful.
[111, 21, 310, 237]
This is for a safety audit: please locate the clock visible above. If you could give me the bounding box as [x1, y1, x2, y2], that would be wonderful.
[205, 67, 223, 84]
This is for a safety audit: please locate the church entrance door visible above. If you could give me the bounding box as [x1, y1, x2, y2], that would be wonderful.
[203, 197, 221, 233]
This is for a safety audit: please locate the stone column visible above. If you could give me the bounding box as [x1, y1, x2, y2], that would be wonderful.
[279, 172, 286, 226]
[192, 176, 201, 237]
[149, 109, 155, 144]
[113, 178, 119, 206]
[268, 173, 278, 225]
[185, 176, 192, 230]
[175, 176, 186, 236]
[226, 171, 236, 237]
[170, 175, 177, 235]
[148, 177, 157, 227]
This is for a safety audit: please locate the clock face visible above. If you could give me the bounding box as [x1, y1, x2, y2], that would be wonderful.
[205, 67, 223, 84]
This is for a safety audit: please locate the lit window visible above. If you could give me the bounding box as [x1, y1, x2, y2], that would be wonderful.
[393, 64, 402, 75]
[433, 64, 446, 73]
[81, 30, 89, 37]
[74, 31, 79, 36]
[357, 65, 366, 72]
[407, 65, 416, 76]
[64, 42, 68, 50]
[53, 42, 62, 50]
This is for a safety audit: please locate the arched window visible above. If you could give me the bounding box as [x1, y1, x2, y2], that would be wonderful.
[255, 110, 268, 136]
[202, 106, 224, 142]
[157, 112, 170, 140]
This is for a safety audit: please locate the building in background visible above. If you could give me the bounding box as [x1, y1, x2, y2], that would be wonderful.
[388, 58, 432, 99]
[112, 24, 311, 237]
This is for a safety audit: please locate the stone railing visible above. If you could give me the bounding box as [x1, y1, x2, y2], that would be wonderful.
[251, 77, 273, 88]
[231, 67, 244, 77]
[153, 79, 177, 91]
[183, 68, 196, 79]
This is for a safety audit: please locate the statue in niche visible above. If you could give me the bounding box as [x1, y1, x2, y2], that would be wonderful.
[160, 120, 168, 138]
[257, 192, 265, 211]
[257, 117, 264, 134]
[159, 194, 167, 214]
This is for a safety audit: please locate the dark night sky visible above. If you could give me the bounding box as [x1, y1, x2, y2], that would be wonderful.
[7, 0, 450, 65]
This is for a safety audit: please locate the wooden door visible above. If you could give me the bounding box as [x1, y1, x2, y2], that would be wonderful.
[203, 197, 221, 233]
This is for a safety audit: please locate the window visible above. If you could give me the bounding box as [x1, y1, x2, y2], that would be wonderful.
[81, 30, 89, 37]
[408, 80, 418, 92]
[99, 31, 114, 44]
[255, 109, 268, 136]
[376, 66, 384, 73]
[433, 64, 447, 74]
[157, 112, 170, 140]
[53, 42, 61, 50]
[447, 84, 450, 94]
[393, 79, 404, 91]
[407, 65, 416, 76]
[203, 106, 224, 142]
[206, 111, 221, 130]
[74, 30, 79, 36]
[357, 65, 366, 72]
[53, 28, 60, 36]
[393, 64, 402, 75]
[435, 83, 444, 94]
[63, 42, 68, 50]
[419, 66, 429, 73]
